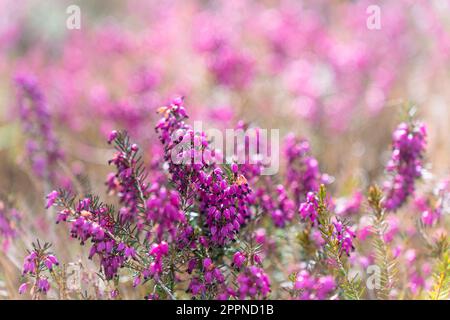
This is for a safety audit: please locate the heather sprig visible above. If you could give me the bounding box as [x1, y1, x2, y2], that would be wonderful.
[48, 189, 177, 299]
[367, 185, 398, 299]
[50, 191, 132, 280]
[106, 130, 149, 225]
[383, 119, 427, 211]
[289, 269, 336, 300]
[284, 134, 328, 205]
[155, 99, 254, 246]
[300, 185, 363, 299]
[14, 73, 63, 185]
[0, 200, 20, 251]
[19, 240, 59, 299]
[234, 265, 271, 300]
[259, 184, 295, 228]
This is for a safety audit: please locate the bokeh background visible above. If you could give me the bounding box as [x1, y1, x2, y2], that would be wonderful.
[0, 0, 449, 299]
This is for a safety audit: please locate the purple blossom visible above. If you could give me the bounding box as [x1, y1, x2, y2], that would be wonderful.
[45, 190, 59, 209]
[106, 136, 149, 224]
[299, 191, 356, 256]
[335, 192, 363, 217]
[259, 184, 295, 228]
[293, 270, 336, 300]
[284, 134, 328, 205]
[145, 242, 169, 279]
[14, 73, 63, 184]
[235, 266, 271, 299]
[197, 168, 252, 245]
[20, 245, 60, 296]
[18, 283, 28, 295]
[55, 197, 130, 280]
[0, 201, 20, 251]
[37, 278, 50, 293]
[332, 219, 356, 256]
[299, 192, 319, 223]
[145, 183, 186, 242]
[232, 251, 247, 269]
[187, 257, 226, 298]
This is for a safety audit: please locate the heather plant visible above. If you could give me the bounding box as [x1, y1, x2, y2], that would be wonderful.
[0, 0, 449, 301]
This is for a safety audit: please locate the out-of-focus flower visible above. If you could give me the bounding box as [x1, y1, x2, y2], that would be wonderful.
[383, 122, 427, 211]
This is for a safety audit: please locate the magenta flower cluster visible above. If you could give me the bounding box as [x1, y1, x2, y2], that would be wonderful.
[156, 98, 253, 246]
[56, 195, 135, 280]
[284, 134, 327, 205]
[258, 184, 295, 228]
[299, 192, 320, 223]
[332, 219, 356, 256]
[0, 201, 20, 251]
[145, 242, 169, 280]
[14, 73, 63, 184]
[197, 167, 251, 245]
[146, 184, 186, 242]
[383, 122, 427, 211]
[299, 191, 356, 257]
[20, 246, 59, 295]
[293, 270, 336, 300]
[235, 266, 271, 299]
[106, 134, 147, 224]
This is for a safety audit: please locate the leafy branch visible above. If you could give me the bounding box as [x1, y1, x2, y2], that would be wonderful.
[316, 185, 364, 300]
[367, 185, 398, 300]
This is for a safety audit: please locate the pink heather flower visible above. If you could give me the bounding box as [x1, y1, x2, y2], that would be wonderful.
[110, 289, 119, 299]
[196, 32, 255, 89]
[22, 251, 38, 275]
[146, 242, 169, 279]
[284, 134, 328, 205]
[203, 258, 213, 271]
[144, 293, 160, 300]
[235, 266, 271, 300]
[404, 249, 417, 266]
[335, 192, 363, 216]
[299, 190, 355, 256]
[383, 122, 427, 211]
[259, 184, 295, 228]
[54, 196, 130, 279]
[294, 270, 336, 300]
[187, 258, 226, 298]
[18, 282, 28, 295]
[145, 183, 186, 242]
[232, 251, 246, 269]
[0, 202, 20, 251]
[14, 73, 63, 184]
[108, 130, 118, 144]
[316, 276, 336, 299]
[155, 99, 254, 246]
[107, 136, 149, 225]
[295, 270, 315, 292]
[332, 219, 356, 256]
[312, 229, 326, 247]
[37, 278, 50, 293]
[45, 190, 59, 209]
[356, 225, 372, 241]
[254, 228, 266, 244]
[133, 276, 141, 288]
[124, 246, 137, 259]
[408, 272, 425, 295]
[383, 215, 400, 243]
[44, 254, 59, 271]
[299, 192, 319, 223]
[414, 194, 443, 227]
[197, 168, 252, 245]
